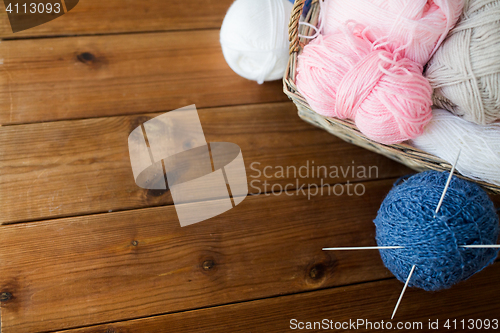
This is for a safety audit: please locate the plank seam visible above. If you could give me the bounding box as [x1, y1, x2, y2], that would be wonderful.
[0, 101, 292, 127]
[46, 276, 400, 333]
[0, 27, 221, 42]
[0, 176, 401, 226]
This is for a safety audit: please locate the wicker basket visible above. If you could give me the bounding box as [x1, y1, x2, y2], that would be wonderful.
[283, 0, 500, 195]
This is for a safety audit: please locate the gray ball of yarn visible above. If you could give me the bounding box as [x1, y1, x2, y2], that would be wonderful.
[426, 0, 500, 125]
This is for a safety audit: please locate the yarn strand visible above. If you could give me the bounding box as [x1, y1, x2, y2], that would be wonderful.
[426, 0, 500, 124]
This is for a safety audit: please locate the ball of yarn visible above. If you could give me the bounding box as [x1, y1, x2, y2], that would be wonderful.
[296, 24, 433, 144]
[426, 0, 500, 125]
[322, 0, 464, 65]
[411, 108, 500, 186]
[220, 0, 293, 84]
[375, 171, 499, 291]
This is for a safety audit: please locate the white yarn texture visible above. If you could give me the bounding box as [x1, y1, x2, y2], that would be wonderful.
[426, 0, 500, 125]
[411, 109, 500, 186]
[220, 0, 293, 84]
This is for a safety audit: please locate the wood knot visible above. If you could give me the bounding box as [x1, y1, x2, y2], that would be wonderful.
[131, 240, 139, 246]
[0, 292, 13, 302]
[199, 254, 220, 276]
[309, 263, 326, 280]
[202, 260, 215, 271]
[77, 52, 95, 63]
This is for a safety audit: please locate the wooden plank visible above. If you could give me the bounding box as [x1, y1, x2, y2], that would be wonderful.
[0, 180, 397, 333]
[0, 29, 289, 125]
[60, 262, 500, 333]
[0, 102, 410, 225]
[0, 0, 234, 38]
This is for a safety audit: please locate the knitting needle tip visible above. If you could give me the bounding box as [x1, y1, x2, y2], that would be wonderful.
[435, 149, 462, 215]
[322, 246, 404, 250]
[391, 264, 416, 320]
[459, 244, 500, 249]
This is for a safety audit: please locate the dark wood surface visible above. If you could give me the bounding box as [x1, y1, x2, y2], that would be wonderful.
[0, 30, 289, 125]
[0, 102, 409, 224]
[0, 0, 234, 38]
[61, 262, 500, 333]
[0, 1, 498, 332]
[1, 181, 395, 332]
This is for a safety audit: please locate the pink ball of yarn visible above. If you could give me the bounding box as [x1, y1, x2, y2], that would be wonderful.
[296, 25, 433, 144]
[321, 0, 464, 65]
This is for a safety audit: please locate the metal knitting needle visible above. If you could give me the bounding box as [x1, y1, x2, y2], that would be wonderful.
[323, 246, 404, 250]
[433, 150, 499, 249]
[391, 264, 416, 320]
[326, 150, 461, 253]
[324, 149, 491, 319]
[325, 154, 460, 253]
[460, 245, 500, 248]
[435, 149, 462, 215]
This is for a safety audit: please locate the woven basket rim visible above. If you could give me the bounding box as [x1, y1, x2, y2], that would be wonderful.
[282, 0, 500, 194]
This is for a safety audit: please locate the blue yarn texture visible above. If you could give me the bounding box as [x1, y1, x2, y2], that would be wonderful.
[374, 171, 499, 291]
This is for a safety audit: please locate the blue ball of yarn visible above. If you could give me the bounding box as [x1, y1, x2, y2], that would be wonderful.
[374, 171, 499, 291]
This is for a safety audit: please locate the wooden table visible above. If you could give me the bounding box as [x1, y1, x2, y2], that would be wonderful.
[0, 1, 498, 332]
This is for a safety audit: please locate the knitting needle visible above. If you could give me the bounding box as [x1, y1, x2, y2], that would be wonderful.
[323, 246, 404, 250]
[391, 264, 416, 320]
[323, 244, 500, 250]
[326, 150, 461, 252]
[435, 149, 462, 215]
[460, 245, 500, 248]
[433, 150, 499, 249]
[324, 149, 491, 319]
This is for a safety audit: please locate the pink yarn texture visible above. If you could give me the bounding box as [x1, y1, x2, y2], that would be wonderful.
[297, 24, 433, 144]
[322, 0, 464, 65]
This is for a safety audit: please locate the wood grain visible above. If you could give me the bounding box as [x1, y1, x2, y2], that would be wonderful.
[60, 262, 500, 333]
[0, 0, 233, 38]
[0, 29, 289, 125]
[0, 102, 410, 225]
[0, 180, 397, 333]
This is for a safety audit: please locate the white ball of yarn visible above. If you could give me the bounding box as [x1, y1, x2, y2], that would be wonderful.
[426, 0, 500, 125]
[411, 108, 500, 186]
[220, 0, 294, 84]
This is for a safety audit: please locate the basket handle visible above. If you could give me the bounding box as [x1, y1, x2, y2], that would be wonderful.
[288, 0, 306, 54]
